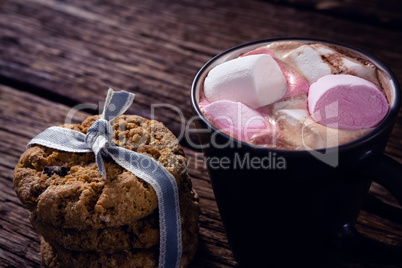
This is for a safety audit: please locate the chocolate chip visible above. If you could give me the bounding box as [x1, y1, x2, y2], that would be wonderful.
[44, 166, 68, 177]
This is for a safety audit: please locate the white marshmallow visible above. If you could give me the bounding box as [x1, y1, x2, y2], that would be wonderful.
[311, 44, 376, 81]
[276, 108, 342, 149]
[275, 107, 372, 149]
[310, 44, 336, 56]
[203, 54, 287, 109]
[282, 44, 377, 84]
[275, 109, 326, 150]
[341, 57, 376, 80]
[276, 109, 309, 125]
[283, 45, 332, 84]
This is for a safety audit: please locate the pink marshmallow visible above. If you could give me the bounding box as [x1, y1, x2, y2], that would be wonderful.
[308, 74, 389, 130]
[202, 100, 270, 141]
[281, 68, 309, 98]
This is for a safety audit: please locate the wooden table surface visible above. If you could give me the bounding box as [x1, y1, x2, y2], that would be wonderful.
[1, 0, 402, 267]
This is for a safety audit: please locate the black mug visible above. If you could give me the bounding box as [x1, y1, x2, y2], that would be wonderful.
[190, 38, 402, 267]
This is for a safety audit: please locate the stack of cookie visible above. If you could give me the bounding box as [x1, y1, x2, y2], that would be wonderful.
[13, 115, 199, 268]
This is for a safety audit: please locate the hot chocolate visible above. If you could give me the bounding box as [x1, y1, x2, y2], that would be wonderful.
[199, 41, 390, 150]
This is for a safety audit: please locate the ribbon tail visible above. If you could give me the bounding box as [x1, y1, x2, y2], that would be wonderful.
[27, 126, 91, 153]
[94, 151, 107, 180]
[106, 146, 182, 268]
[88, 132, 109, 180]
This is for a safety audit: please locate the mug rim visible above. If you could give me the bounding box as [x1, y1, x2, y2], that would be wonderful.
[190, 37, 401, 155]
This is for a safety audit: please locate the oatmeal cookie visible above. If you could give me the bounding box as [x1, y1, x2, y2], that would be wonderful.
[31, 211, 159, 251]
[14, 115, 188, 229]
[40, 205, 199, 268]
[40, 238, 158, 268]
[41, 232, 198, 268]
[32, 177, 200, 252]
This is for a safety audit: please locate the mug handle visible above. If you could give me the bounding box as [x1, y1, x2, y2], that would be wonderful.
[335, 153, 402, 264]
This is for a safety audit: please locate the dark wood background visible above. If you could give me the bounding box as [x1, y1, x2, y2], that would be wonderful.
[1, 0, 402, 267]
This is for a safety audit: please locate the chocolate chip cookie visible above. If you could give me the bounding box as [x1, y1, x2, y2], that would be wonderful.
[14, 115, 188, 229]
[14, 114, 199, 267]
[40, 238, 158, 268]
[31, 176, 199, 252]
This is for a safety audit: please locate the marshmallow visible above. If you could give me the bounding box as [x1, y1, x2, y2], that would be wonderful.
[240, 46, 309, 98]
[241, 46, 274, 57]
[311, 44, 377, 82]
[281, 68, 310, 98]
[203, 54, 287, 108]
[275, 109, 326, 150]
[277, 109, 309, 125]
[308, 74, 389, 130]
[283, 45, 332, 84]
[202, 100, 269, 141]
[273, 92, 308, 111]
[341, 57, 376, 80]
[310, 44, 336, 55]
[275, 109, 371, 149]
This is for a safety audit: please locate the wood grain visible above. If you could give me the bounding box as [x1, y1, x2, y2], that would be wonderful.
[1, 0, 402, 267]
[264, 0, 402, 30]
[1, 0, 402, 136]
[0, 84, 236, 267]
[1, 83, 401, 268]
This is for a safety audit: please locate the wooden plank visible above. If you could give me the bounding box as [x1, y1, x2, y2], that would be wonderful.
[0, 85, 90, 267]
[264, 0, 402, 30]
[1, 0, 402, 137]
[0, 84, 236, 267]
[0, 0, 402, 266]
[1, 83, 402, 267]
[0, 174, 42, 268]
[2, 0, 400, 163]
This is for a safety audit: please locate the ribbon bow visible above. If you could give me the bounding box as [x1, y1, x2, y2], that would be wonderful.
[28, 88, 182, 268]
